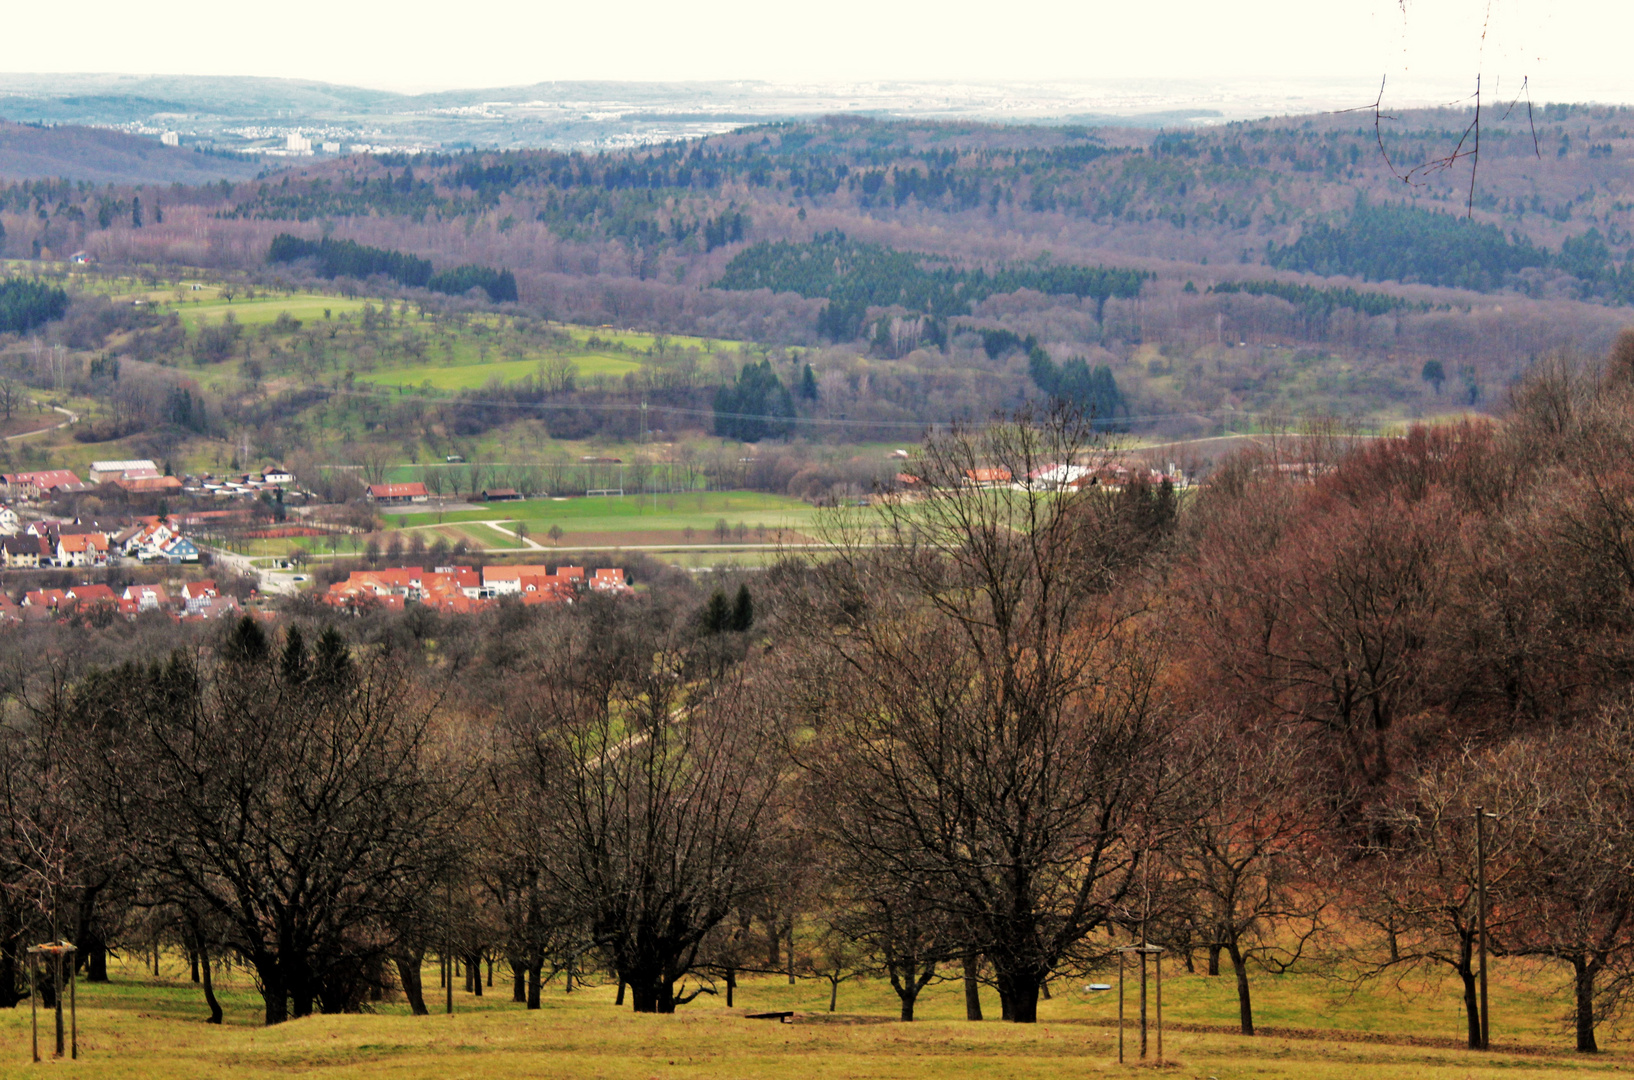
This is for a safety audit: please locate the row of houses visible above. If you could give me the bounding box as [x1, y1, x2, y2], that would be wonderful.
[183, 466, 295, 499]
[325, 563, 632, 612]
[1, 463, 296, 503]
[3, 579, 239, 622]
[896, 462, 1183, 492]
[0, 516, 200, 568]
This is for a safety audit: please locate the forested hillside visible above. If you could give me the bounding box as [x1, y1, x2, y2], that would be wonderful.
[4, 105, 1634, 441]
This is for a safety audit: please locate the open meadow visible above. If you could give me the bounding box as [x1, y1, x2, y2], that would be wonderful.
[388, 491, 821, 546]
[5, 955, 1630, 1080]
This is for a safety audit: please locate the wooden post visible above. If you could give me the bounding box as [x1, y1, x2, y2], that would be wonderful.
[29, 956, 37, 1063]
[1155, 949, 1163, 1064]
[1139, 949, 1148, 1059]
[1117, 950, 1124, 1064]
[1476, 806, 1492, 1050]
[53, 950, 64, 1058]
[69, 946, 78, 1060]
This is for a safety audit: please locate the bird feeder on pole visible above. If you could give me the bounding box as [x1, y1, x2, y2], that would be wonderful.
[1114, 945, 1164, 1065]
[26, 940, 77, 1062]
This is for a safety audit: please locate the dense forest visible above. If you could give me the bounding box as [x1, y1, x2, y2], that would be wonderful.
[715, 231, 1150, 339]
[0, 277, 68, 334]
[2, 105, 1634, 467]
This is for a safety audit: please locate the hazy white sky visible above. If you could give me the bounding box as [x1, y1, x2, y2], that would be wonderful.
[5, 0, 1629, 97]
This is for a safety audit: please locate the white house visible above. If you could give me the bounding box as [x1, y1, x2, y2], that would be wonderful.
[89, 459, 159, 483]
[120, 522, 174, 560]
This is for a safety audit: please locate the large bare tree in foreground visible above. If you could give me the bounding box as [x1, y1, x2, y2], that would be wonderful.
[780, 408, 1173, 1023]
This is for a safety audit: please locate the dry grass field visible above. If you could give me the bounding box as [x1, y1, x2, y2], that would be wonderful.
[2, 954, 1629, 1079]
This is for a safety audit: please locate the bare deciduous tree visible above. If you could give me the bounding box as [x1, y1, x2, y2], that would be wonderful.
[781, 407, 1172, 1023]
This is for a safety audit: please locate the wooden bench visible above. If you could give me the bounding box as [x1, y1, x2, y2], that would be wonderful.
[744, 1011, 795, 1023]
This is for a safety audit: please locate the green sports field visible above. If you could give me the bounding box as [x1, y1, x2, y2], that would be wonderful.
[395, 491, 819, 539]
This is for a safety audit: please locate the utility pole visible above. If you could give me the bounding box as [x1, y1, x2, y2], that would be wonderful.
[1475, 806, 1497, 1049]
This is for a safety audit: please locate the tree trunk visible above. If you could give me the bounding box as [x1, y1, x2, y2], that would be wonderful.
[993, 963, 1041, 1024]
[190, 945, 201, 984]
[1457, 934, 1480, 1050]
[616, 976, 626, 1007]
[0, 913, 23, 1008]
[829, 977, 838, 1012]
[630, 980, 659, 1013]
[1207, 943, 1222, 976]
[898, 988, 917, 1022]
[396, 954, 428, 1016]
[84, 939, 108, 984]
[512, 961, 525, 1003]
[37, 962, 57, 1008]
[1574, 957, 1598, 1053]
[1227, 941, 1254, 1036]
[286, 947, 315, 1019]
[198, 939, 223, 1024]
[724, 969, 734, 1008]
[962, 954, 983, 1021]
[256, 953, 289, 1026]
[526, 961, 542, 1010]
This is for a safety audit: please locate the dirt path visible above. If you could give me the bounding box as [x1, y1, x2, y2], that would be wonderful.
[2, 405, 76, 442]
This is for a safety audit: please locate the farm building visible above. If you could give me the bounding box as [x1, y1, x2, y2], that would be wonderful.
[366, 482, 430, 505]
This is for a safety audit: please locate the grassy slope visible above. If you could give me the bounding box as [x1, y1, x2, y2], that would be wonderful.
[7, 956, 1628, 1079]
[356, 352, 640, 389]
[174, 294, 371, 330]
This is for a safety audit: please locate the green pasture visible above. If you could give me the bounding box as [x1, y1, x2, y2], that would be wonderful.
[357, 352, 641, 390]
[7, 951, 1628, 1079]
[395, 491, 818, 539]
[171, 293, 370, 330]
[565, 325, 733, 353]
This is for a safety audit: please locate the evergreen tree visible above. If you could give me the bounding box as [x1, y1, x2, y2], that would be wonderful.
[1421, 359, 1446, 394]
[222, 615, 269, 664]
[1028, 342, 1124, 426]
[730, 584, 754, 633]
[799, 363, 819, 401]
[131, 196, 143, 229]
[280, 626, 310, 686]
[700, 589, 731, 634]
[313, 626, 354, 689]
[0, 278, 70, 334]
[713, 359, 796, 442]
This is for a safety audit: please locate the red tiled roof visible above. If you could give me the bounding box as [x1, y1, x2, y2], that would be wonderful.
[368, 482, 429, 498]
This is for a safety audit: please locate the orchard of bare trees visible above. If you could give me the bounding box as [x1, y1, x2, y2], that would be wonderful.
[4, 336, 1634, 1051]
